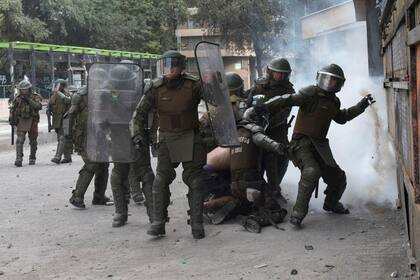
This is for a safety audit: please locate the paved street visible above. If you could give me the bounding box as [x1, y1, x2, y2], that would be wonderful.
[0, 142, 416, 280]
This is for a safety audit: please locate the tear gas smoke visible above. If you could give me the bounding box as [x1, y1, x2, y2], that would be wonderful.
[280, 20, 398, 210]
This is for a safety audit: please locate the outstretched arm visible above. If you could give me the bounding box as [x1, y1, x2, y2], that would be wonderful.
[266, 88, 313, 113]
[334, 94, 375, 124]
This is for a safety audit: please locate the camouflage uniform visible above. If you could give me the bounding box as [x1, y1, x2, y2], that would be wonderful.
[49, 80, 73, 164]
[9, 80, 42, 167]
[67, 88, 110, 209]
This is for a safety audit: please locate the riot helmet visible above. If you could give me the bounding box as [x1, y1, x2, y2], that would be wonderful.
[267, 58, 291, 83]
[55, 78, 68, 91]
[161, 50, 186, 79]
[316, 64, 345, 93]
[109, 64, 138, 90]
[16, 80, 32, 95]
[226, 72, 244, 97]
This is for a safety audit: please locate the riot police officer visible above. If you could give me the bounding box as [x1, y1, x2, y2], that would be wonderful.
[272, 64, 375, 226]
[67, 86, 111, 208]
[9, 80, 42, 167]
[49, 79, 73, 164]
[247, 58, 295, 205]
[131, 50, 208, 239]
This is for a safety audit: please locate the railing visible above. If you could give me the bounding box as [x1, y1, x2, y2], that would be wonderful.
[0, 85, 11, 99]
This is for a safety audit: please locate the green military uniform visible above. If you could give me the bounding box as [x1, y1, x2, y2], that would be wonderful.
[111, 146, 155, 226]
[129, 80, 158, 205]
[9, 80, 42, 167]
[247, 58, 295, 203]
[67, 87, 110, 209]
[128, 137, 156, 208]
[132, 67, 207, 239]
[105, 63, 155, 228]
[49, 79, 73, 164]
[277, 64, 374, 226]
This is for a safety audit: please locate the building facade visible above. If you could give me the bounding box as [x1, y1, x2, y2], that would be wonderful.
[175, 8, 256, 90]
[378, 0, 420, 272]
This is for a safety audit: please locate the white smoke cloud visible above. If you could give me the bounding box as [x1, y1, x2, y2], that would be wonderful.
[280, 21, 398, 210]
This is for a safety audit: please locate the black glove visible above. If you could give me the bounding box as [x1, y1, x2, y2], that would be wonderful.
[274, 142, 285, 155]
[132, 135, 144, 149]
[9, 116, 16, 126]
[358, 94, 375, 110]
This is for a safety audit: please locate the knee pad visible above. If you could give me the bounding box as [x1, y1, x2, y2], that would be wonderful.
[301, 166, 321, 182]
[16, 133, 25, 145]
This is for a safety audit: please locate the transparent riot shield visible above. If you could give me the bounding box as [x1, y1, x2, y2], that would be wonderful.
[86, 63, 143, 162]
[195, 41, 239, 147]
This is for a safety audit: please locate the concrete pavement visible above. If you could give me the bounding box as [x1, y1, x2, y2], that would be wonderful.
[0, 142, 417, 279]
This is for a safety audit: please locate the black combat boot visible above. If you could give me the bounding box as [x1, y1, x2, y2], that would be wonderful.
[132, 192, 145, 204]
[69, 191, 86, 209]
[29, 139, 37, 165]
[323, 201, 349, 214]
[92, 195, 112, 205]
[112, 213, 128, 227]
[14, 160, 22, 167]
[60, 157, 72, 164]
[192, 229, 205, 239]
[29, 157, 36, 165]
[147, 223, 166, 236]
[61, 138, 72, 163]
[289, 215, 303, 227]
[242, 215, 262, 233]
[51, 157, 61, 164]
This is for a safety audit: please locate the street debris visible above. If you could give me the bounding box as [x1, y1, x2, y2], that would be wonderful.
[254, 263, 268, 269]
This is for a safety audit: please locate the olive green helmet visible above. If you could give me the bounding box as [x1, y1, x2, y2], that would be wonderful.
[316, 64, 346, 93]
[267, 58, 291, 73]
[55, 78, 68, 86]
[162, 50, 185, 60]
[161, 50, 186, 71]
[16, 80, 32, 90]
[267, 58, 291, 83]
[226, 72, 244, 92]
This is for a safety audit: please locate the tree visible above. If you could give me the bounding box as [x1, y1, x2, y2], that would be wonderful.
[145, 0, 189, 53]
[2, 0, 189, 54]
[195, 0, 287, 77]
[0, 0, 49, 42]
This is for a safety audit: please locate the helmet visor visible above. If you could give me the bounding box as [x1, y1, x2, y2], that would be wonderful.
[161, 57, 184, 76]
[316, 73, 344, 92]
[271, 71, 290, 82]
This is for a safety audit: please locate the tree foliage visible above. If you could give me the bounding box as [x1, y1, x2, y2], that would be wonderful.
[1, 0, 189, 54]
[0, 0, 49, 42]
[195, 0, 287, 76]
